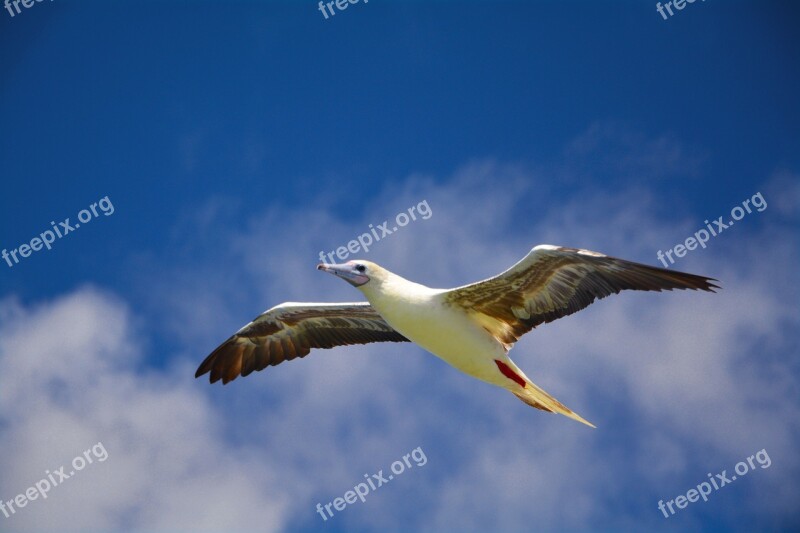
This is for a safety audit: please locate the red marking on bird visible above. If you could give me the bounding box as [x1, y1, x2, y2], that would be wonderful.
[494, 359, 526, 388]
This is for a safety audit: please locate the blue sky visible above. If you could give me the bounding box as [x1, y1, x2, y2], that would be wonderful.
[1, 1, 798, 532]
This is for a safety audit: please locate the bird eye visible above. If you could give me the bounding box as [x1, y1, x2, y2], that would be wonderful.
[355, 264, 366, 273]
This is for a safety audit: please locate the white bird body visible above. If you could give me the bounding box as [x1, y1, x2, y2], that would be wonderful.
[356, 264, 594, 425]
[196, 244, 718, 427]
[363, 275, 509, 388]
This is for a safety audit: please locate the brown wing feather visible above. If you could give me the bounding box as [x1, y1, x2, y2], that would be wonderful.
[445, 245, 719, 347]
[195, 302, 409, 384]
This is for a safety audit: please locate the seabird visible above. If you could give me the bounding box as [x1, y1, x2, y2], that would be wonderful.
[195, 245, 718, 427]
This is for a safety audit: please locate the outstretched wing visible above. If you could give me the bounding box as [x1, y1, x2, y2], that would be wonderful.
[444, 245, 719, 348]
[195, 302, 409, 384]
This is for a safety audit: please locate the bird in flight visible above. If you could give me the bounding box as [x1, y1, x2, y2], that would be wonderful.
[195, 245, 717, 427]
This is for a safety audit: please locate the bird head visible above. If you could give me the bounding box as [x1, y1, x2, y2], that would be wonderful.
[317, 260, 385, 289]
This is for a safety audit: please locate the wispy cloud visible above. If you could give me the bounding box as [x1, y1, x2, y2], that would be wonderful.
[1, 126, 798, 532]
[0, 289, 289, 531]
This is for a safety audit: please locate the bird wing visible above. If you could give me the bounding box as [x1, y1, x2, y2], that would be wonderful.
[444, 245, 719, 348]
[195, 302, 409, 384]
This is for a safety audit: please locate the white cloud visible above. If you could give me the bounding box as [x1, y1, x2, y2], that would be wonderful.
[2, 128, 798, 532]
[0, 289, 289, 532]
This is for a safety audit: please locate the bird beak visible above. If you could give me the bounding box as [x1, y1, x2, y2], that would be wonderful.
[317, 263, 370, 287]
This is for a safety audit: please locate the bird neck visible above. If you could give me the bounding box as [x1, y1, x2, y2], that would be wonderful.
[361, 273, 442, 308]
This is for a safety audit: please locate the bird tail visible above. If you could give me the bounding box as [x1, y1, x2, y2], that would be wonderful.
[494, 357, 595, 427]
[512, 379, 596, 428]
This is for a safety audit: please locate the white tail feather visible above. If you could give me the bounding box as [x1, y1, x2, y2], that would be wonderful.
[513, 381, 596, 428]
